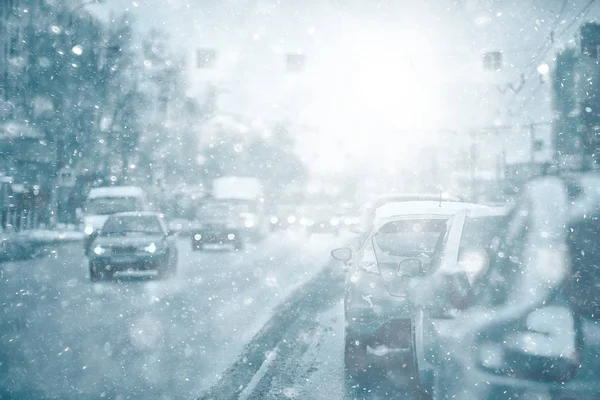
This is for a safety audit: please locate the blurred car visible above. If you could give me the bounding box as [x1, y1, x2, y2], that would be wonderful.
[88, 212, 177, 281]
[268, 204, 300, 231]
[416, 176, 597, 399]
[80, 186, 148, 254]
[191, 201, 244, 251]
[331, 200, 489, 386]
[305, 205, 341, 236]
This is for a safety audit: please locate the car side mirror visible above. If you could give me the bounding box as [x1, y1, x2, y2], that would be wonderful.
[397, 258, 425, 277]
[331, 247, 352, 262]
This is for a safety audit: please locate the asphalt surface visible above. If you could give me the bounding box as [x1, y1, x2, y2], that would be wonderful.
[0, 231, 355, 399]
[0, 231, 414, 400]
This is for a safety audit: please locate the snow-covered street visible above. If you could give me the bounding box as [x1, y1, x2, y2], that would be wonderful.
[0, 232, 350, 399]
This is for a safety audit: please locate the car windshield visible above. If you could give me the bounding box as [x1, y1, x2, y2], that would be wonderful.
[101, 215, 163, 235]
[372, 218, 447, 257]
[4, 1, 600, 399]
[459, 214, 508, 252]
[85, 197, 139, 215]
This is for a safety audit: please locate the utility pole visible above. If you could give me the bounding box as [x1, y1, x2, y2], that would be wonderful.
[469, 130, 478, 202]
[529, 122, 536, 176]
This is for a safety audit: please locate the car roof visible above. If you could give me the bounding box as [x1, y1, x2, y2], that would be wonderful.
[465, 205, 512, 218]
[109, 211, 163, 218]
[88, 186, 144, 199]
[370, 193, 464, 208]
[375, 201, 489, 221]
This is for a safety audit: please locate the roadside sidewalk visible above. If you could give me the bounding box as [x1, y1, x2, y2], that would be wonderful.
[0, 229, 83, 262]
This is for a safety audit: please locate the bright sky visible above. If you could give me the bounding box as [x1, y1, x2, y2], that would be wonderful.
[90, 0, 598, 176]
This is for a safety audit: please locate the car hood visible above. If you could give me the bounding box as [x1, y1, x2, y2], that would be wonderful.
[83, 215, 110, 230]
[93, 234, 165, 247]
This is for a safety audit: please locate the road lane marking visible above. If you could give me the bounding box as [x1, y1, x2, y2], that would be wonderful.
[238, 347, 279, 400]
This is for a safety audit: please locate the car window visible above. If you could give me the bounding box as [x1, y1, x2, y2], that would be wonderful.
[101, 216, 164, 235]
[459, 215, 507, 253]
[373, 218, 448, 258]
[85, 197, 140, 215]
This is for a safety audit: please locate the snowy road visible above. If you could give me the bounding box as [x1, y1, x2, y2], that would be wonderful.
[200, 268, 412, 400]
[0, 232, 352, 400]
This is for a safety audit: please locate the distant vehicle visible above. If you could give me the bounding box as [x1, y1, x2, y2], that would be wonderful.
[307, 207, 341, 236]
[268, 203, 300, 231]
[191, 200, 244, 251]
[331, 200, 488, 387]
[79, 186, 147, 254]
[88, 212, 177, 281]
[211, 176, 268, 241]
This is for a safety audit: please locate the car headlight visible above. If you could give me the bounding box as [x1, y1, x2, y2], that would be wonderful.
[300, 217, 314, 226]
[330, 218, 340, 226]
[244, 219, 255, 228]
[143, 242, 166, 254]
[270, 216, 279, 224]
[287, 215, 297, 224]
[84, 226, 94, 236]
[93, 245, 106, 255]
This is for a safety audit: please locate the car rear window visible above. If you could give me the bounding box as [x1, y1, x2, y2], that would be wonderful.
[459, 216, 507, 252]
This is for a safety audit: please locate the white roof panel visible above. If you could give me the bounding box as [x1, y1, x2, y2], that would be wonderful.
[88, 186, 144, 199]
[375, 201, 488, 221]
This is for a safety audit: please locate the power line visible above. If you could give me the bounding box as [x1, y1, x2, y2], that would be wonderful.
[510, 0, 597, 116]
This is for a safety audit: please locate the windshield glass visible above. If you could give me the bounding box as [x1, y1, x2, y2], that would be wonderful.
[460, 215, 508, 252]
[4, 1, 600, 399]
[373, 218, 447, 257]
[101, 215, 163, 235]
[85, 197, 140, 215]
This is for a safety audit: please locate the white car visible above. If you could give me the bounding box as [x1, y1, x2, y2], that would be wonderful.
[80, 186, 148, 253]
[331, 200, 489, 387]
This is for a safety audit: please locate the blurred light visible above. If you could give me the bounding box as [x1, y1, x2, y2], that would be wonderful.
[537, 63, 549, 75]
[330, 218, 340, 226]
[51, 25, 61, 34]
[84, 226, 94, 235]
[270, 216, 279, 224]
[244, 219, 255, 228]
[144, 243, 157, 253]
[227, 233, 236, 240]
[71, 45, 83, 55]
[287, 215, 296, 224]
[110, 176, 117, 182]
[93, 245, 104, 255]
[194, 234, 202, 241]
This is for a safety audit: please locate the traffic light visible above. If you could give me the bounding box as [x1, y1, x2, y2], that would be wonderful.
[483, 51, 503, 71]
[285, 53, 305, 72]
[196, 48, 217, 69]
